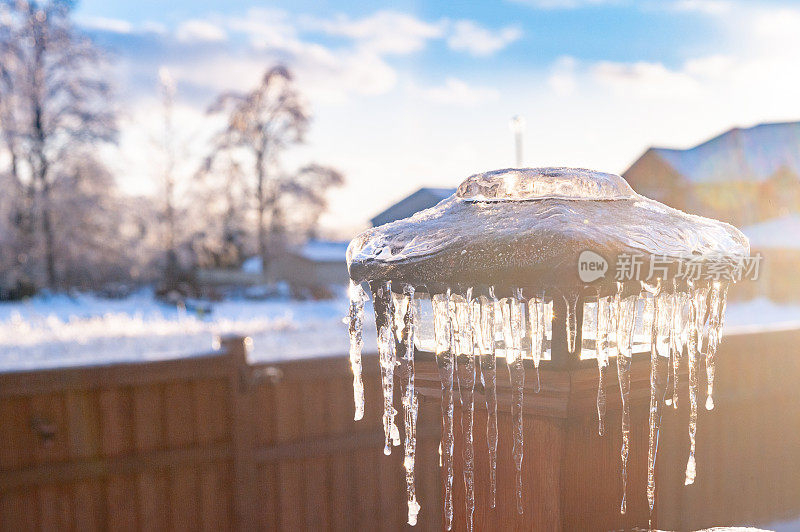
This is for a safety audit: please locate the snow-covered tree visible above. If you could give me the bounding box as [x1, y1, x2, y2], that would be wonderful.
[48, 152, 131, 287]
[193, 154, 250, 268]
[206, 65, 344, 270]
[157, 66, 182, 282]
[273, 163, 344, 241]
[0, 0, 117, 289]
[207, 65, 311, 270]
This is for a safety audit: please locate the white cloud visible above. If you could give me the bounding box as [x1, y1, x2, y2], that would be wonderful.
[226, 8, 299, 50]
[547, 56, 579, 95]
[446, 20, 521, 56]
[306, 10, 445, 55]
[76, 16, 171, 36]
[76, 16, 133, 34]
[141, 21, 168, 35]
[118, 8, 521, 109]
[751, 7, 800, 50]
[162, 9, 399, 105]
[590, 60, 701, 98]
[176, 20, 228, 43]
[411, 78, 500, 106]
[510, 0, 616, 9]
[669, 0, 732, 15]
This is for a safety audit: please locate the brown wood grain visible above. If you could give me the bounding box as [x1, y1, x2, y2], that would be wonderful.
[98, 387, 138, 531]
[164, 379, 200, 531]
[133, 384, 169, 531]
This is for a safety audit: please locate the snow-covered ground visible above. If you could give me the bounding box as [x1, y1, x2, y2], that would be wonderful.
[0, 288, 375, 372]
[0, 291, 798, 372]
[723, 297, 800, 334]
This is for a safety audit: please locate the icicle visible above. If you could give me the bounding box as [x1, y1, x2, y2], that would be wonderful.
[347, 280, 368, 421]
[399, 285, 420, 526]
[616, 350, 630, 514]
[596, 295, 610, 436]
[433, 292, 455, 530]
[372, 281, 399, 455]
[458, 355, 476, 529]
[616, 282, 636, 514]
[704, 281, 727, 411]
[451, 292, 476, 532]
[503, 292, 526, 515]
[668, 286, 685, 408]
[718, 281, 729, 343]
[527, 296, 543, 393]
[512, 290, 525, 356]
[544, 300, 553, 356]
[393, 292, 407, 342]
[564, 294, 579, 353]
[646, 280, 662, 514]
[685, 295, 698, 485]
[685, 283, 709, 485]
[480, 290, 499, 508]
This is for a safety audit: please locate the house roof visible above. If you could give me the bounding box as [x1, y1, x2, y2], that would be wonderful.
[741, 214, 800, 250]
[648, 121, 800, 184]
[370, 187, 456, 227]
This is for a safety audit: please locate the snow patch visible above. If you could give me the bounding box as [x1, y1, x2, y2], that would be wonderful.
[0, 290, 375, 372]
[741, 214, 800, 250]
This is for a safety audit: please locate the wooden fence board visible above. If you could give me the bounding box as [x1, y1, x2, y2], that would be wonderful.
[300, 378, 331, 530]
[72, 479, 104, 531]
[328, 375, 356, 531]
[65, 390, 102, 461]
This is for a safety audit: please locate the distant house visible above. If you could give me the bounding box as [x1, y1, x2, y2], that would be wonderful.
[371, 187, 456, 227]
[625, 121, 800, 302]
[623, 121, 800, 227]
[198, 240, 349, 296]
[269, 240, 349, 292]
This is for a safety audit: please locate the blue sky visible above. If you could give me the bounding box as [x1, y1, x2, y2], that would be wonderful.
[71, 0, 800, 234]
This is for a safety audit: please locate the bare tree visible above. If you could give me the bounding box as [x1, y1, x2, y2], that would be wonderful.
[0, 0, 117, 288]
[207, 65, 309, 270]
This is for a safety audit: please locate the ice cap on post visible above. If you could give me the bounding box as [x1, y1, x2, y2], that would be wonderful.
[347, 167, 749, 297]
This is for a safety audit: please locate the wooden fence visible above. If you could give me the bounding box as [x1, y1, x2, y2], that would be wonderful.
[0, 338, 441, 531]
[2, 328, 800, 531]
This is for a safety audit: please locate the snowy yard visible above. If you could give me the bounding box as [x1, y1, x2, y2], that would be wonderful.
[0, 288, 376, 372]
[0, 290, 797, 372]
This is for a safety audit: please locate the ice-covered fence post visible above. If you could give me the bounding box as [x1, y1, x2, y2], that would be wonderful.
[346, 167, 748, 530]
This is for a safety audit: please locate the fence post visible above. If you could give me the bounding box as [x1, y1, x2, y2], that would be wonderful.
[222, 336, 259, 531]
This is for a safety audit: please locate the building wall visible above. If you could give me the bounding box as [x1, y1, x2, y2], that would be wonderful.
[268, 255, 348, 290]
[623, 150, 691, 211]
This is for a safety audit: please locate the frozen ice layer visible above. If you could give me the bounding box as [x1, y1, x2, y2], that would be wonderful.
[347, 167, 749, 295]
[457, 167, 638, 202]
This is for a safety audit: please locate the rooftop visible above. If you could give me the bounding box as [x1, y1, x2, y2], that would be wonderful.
[370, 187, 456, 227]
[650, 121, 800, 184]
